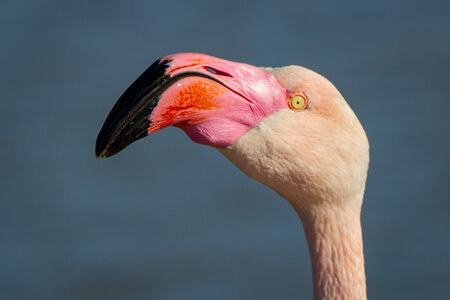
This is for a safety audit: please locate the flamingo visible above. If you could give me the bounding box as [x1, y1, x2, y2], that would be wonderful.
[95, 53, 370, 300]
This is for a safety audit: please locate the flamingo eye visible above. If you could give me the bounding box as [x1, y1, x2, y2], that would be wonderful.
[289, 94, 308, 111]
[203, 66, 232, 77]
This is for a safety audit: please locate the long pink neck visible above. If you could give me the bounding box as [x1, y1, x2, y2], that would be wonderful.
[296, 203, 366, 300]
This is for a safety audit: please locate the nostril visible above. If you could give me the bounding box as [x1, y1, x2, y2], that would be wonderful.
[203, 66, 232, 77]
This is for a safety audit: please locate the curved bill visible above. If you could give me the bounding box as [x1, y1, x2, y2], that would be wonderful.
[95, 53, 287, 158]
[95, 59, 220, 158]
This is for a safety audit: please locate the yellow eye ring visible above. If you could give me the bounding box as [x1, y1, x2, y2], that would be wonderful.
[288, 94, 307, 111]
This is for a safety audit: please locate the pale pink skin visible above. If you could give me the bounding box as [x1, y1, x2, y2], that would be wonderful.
[147, 53, 370, 300]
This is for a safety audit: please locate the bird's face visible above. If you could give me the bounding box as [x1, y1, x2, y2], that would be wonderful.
[96, 53, 369, 213]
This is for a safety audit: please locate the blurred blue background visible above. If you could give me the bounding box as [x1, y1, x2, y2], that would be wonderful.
[1, 0, 449, 299]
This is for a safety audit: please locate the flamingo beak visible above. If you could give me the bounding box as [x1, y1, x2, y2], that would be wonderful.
[95, 53, 287, 158]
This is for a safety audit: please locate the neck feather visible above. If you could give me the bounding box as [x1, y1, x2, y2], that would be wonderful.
[293, 198, 366, 300]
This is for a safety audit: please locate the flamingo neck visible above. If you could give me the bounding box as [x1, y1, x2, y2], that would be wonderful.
[294, 201, 366, 300]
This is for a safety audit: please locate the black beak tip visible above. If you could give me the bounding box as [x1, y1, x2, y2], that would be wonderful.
[94, 149, 104, 159]
[94, 58, 172, 161]
[94, 138, 108, 159]
[95, 131, 123, 159]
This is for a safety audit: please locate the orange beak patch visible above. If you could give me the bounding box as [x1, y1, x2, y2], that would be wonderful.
[148, 78, 227, 134]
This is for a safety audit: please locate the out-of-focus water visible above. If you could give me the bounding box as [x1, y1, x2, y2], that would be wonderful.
[1, 0, 449, 299]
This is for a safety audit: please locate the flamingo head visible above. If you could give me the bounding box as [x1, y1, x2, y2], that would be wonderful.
[95, 53, 369, 214]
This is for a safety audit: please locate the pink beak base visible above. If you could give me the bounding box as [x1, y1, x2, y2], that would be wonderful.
[148, 53, 289, 147]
